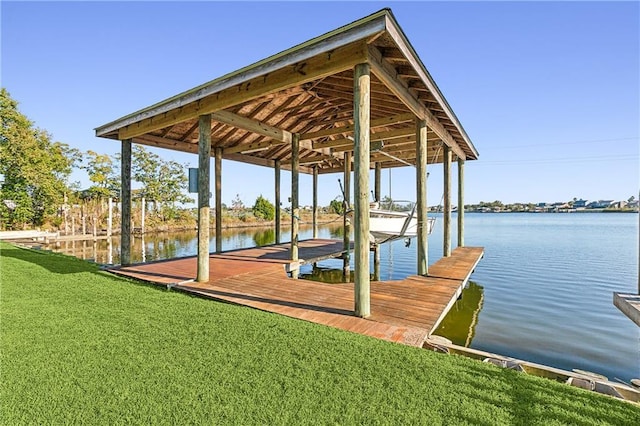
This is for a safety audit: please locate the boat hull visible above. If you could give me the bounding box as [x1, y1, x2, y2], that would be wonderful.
[369, 210, 435, 244]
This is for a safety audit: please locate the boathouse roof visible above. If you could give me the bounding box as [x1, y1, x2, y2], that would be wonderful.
[95, 8, 479, 174]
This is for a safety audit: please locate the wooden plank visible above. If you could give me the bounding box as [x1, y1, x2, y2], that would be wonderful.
[108, 240, 484, 347]
[118, 42, 369, 140]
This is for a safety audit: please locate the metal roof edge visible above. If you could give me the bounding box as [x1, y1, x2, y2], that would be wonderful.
[95, 9, 391, 137]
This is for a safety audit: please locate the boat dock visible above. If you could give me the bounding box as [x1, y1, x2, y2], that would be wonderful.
[614, 292, 640, 327]
[109, 239, 484, 347]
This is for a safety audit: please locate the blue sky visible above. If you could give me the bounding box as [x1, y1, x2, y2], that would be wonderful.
[2, 1, 638, 207]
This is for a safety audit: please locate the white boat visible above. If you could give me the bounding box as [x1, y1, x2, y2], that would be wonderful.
[369, 200, 435, 244]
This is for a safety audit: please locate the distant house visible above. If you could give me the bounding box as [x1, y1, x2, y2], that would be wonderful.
[586, 200, 614, 209]
[573, 199, 588, 208]
[610, 200, 628, 209]
[628, 200, 639, 209]
[534, 202, 551, 213]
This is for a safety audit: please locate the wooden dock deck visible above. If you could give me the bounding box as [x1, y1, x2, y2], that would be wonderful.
[109, 239, 484, 347]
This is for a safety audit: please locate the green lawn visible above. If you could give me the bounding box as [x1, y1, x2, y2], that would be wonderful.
[1, 242, 638, 425]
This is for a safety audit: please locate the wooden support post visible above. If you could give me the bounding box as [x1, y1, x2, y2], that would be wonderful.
[354, 62, 371, 318]
[107, 197, 113, 237]
[312, 165, 318, 239]
[457, 158, 465, 248]
[291, 133, 300, 278]
[215, 147, 223, 253]
[140, 196, 146, 234]
[275, 159, 281, 244]
[443, 145, 452, 257]
[373, 245, 380, 281]
[416, 119, 428, 275]
[374, 162, 381, 202]
[120, 139, 132, 266]
[343, 151, 351, 281]
[197, 115, 211, 282]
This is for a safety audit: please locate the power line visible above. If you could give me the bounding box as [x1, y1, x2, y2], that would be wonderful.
[486, 136, 639, 150]
[479, 154, 639, 166]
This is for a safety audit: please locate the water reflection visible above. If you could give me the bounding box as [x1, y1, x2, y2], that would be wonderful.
[299, 264, 358, 283]
[253, 228, 275, 247]
[47, 224, 345, 266]
[432, 282, 484, 347]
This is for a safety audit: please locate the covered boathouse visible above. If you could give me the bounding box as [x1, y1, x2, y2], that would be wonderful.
[95, 9, 483, 344]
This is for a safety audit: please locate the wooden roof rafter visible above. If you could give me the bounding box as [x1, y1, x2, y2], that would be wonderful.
[95, 8, 478, 174]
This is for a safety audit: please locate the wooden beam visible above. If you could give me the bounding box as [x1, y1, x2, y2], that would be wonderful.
[197, 115, 211, 282]
[443, 145, 452, 257]
[275, 160, 281, 244]
[374, 162, 381, 202]
[211, 110, 292, 143]
[383, 17, 479, 159]
[134, 135, 198, 154]
[215, 147, 223, 253]
[457, 158, 465, 248]
[366, 45, 466, 160]
[343, 151, 351, 280]
[416, 119, 428, 275]
[223, 140, 285, 155]
[313, 165, 318, 239]
[118, 42, 369, 140]
[300, 112, 414, 141]
[353, 63, 371, 318]
[290, 133, 300, 274]
[314, 127, 436, 151]
[120, 139, 132, 266]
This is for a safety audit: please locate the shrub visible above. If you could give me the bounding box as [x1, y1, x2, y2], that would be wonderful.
[252, 195, 275, 221]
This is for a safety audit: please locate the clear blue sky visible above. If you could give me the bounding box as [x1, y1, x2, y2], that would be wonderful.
[2, 1, 638, 207]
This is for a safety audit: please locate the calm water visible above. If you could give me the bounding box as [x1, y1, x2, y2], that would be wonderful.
[50, 213, 640, 382]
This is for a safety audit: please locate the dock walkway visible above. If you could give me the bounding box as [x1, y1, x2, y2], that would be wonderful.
[110, 239, 484, 347]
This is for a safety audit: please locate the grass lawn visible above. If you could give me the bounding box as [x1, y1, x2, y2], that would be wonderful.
[1, 242, 638, 425]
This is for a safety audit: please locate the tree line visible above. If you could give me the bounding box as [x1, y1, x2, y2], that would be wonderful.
[1, 89, 191, 231]
[1, 89, 341, 232]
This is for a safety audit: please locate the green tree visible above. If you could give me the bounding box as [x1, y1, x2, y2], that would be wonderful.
[0, 88, 79, 228]
[252, 195, 275, 220]
[81, 150, 119, 198]
[329, 199, 344, 215]
[131, 145, 192, 219]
